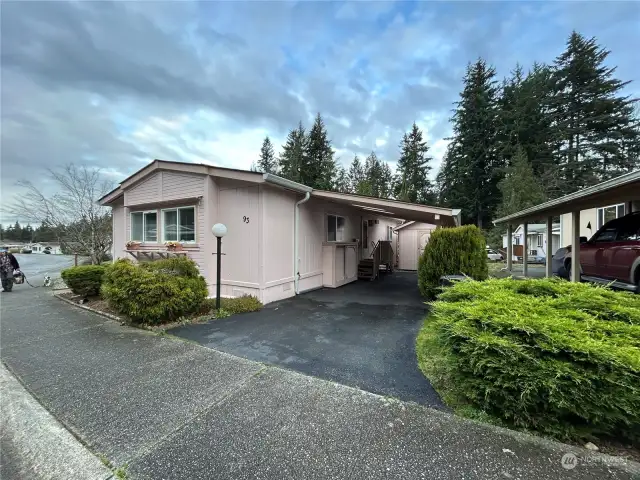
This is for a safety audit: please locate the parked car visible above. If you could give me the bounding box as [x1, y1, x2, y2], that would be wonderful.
[552, 211, 640, 292]
[20, 247, 32, 253]
[486, 248, 504, 261]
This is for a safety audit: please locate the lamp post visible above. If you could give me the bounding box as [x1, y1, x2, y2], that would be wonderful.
[211, 223, 227, 310]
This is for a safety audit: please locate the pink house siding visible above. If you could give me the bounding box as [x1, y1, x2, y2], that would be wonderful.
[261, 186, 296, 303]
[217, 181, 261, 299]
[111, 201, 125, 260]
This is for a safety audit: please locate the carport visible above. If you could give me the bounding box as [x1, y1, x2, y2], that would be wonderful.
[493, 170, 640, 281]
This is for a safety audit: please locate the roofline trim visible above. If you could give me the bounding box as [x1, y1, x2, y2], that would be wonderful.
[493, 170, 640, 225]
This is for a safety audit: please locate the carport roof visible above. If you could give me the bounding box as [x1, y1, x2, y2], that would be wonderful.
[312, 190, 461, 226]
[493, 170, 640, 225]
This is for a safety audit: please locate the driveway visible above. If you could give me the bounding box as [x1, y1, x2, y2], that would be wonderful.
[170, 271, 444, 408]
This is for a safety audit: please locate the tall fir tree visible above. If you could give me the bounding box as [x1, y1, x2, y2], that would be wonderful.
[257, 136, 278, 174]
[334, 166, 350, 193]
[278, 122, 307, 183]
[304, 113, 336, 189]
[393, 123, 435, 204]
[549, 31, 640, 192]
[439, 59, 502, 227]
[348, 155, 365, 193]
[496, 146, 547, 218]
[379, 162, 394, 198]
[363, 151, 386, 197]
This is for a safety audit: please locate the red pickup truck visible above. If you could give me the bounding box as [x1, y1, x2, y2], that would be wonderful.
[552, 211, 640, 292]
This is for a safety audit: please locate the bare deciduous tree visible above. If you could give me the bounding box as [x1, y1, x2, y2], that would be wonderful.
[4, 164, 114, 264]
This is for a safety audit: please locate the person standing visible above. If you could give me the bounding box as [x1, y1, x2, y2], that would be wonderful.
[0, 249, 20, 292]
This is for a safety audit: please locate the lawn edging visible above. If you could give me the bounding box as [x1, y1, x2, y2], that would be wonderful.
[54, 292, 123, 322]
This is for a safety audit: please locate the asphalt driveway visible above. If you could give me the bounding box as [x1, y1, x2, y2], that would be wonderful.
[171, 271, 444, 408]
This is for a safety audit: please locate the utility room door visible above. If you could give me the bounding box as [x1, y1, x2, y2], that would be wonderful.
[417, 230, 430, 259]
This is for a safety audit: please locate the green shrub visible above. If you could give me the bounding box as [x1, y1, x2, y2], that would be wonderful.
[61, 265, 107, 297]
[418, 225, 487, 297]
[416, 277, 640, 442]
[200, 295, 263, 316]
[101, 258, 208, 325]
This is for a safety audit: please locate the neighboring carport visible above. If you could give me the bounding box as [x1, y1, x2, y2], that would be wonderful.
[493, 170, 640, 281]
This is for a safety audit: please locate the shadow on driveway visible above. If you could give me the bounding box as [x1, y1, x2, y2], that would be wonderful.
[170, 272, 445, 408]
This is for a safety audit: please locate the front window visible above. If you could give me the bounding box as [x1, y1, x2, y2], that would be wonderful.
[327, 214, 345, 242]
[163, 207, 196, 243]
[615, 216, 640, 241]
[130, 211, 158, 243]
[597, 204, 625, 229]
[514, 236, 520, 245]
[387, 226, 393, 241]
[537, 234, 543, 247]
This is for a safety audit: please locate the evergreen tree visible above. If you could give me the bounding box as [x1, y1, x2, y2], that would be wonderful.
[440, 59, 502, 226]
[393, 123, 435, 204]
[304, 113, 336, 189]
[348, 155, 365, 193]
[550, 31, 640, 192]
[334, 166, 350, 193]
[379, 162, 394, 198]
[0, 224, 3, 241]
[364, 151, 385, 197]
[257, 136, 278, 174]
[279, 122, 307, 183]
[496, 146, 547, 218]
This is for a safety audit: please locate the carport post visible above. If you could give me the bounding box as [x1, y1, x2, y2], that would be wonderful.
[522, 222, 528, 277]
[571, 211, 581, 282]
[545, 216, 553, 278]
[506, 224, 513, 272]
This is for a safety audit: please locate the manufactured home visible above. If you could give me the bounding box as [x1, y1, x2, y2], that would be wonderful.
[99, 160, 461, 304]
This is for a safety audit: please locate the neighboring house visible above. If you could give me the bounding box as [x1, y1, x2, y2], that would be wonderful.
[29, 242, 62, 254]
[393, 221, 437, 270]
[502, 223, 560, 261]
[98, 160, 461, 304]
[559, 203, 629, 247]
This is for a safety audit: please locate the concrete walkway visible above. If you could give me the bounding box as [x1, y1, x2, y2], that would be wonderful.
[1, 288, 638, 479]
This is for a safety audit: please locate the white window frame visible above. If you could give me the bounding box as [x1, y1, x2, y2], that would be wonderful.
[130, 210, 159, 243]
[327, 214, 345, 242]
[597, 203, 625, 230]
[161, 206, 197, 244]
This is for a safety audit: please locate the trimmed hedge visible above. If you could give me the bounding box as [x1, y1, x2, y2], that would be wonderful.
[201, 295, 263, 316]
[416, 277, 640, 442]
[418, 225, 487, 297]
[101, 258, 207, 325]
[61, 265, 107, 297]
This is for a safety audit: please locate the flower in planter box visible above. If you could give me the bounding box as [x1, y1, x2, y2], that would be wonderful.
[164, 241, 184, 250]
[126, 241, 141, 249]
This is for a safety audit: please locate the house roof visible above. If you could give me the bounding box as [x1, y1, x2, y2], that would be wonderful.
[493, 170, 640, 225]
[99, 159, 461, 225]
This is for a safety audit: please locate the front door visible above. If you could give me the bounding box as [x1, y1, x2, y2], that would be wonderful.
[417, 230, 430, 259]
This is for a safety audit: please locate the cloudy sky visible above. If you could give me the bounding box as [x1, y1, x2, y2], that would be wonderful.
[1, 0, 639, 221]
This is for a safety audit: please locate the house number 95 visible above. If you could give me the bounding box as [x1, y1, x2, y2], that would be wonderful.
[243, 216, 250, 223]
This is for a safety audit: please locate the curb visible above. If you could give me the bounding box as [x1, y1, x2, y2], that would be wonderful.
[54, 293, 123, 322]
[0, 363, 113, 480]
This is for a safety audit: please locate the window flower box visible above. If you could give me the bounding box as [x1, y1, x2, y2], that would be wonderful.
[126, 241, 142, 250]
[165, 241, 184, 251]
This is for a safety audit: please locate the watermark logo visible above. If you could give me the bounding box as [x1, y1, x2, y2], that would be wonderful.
[560, 452, 629, 471]
[561, 453, 577, 470]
